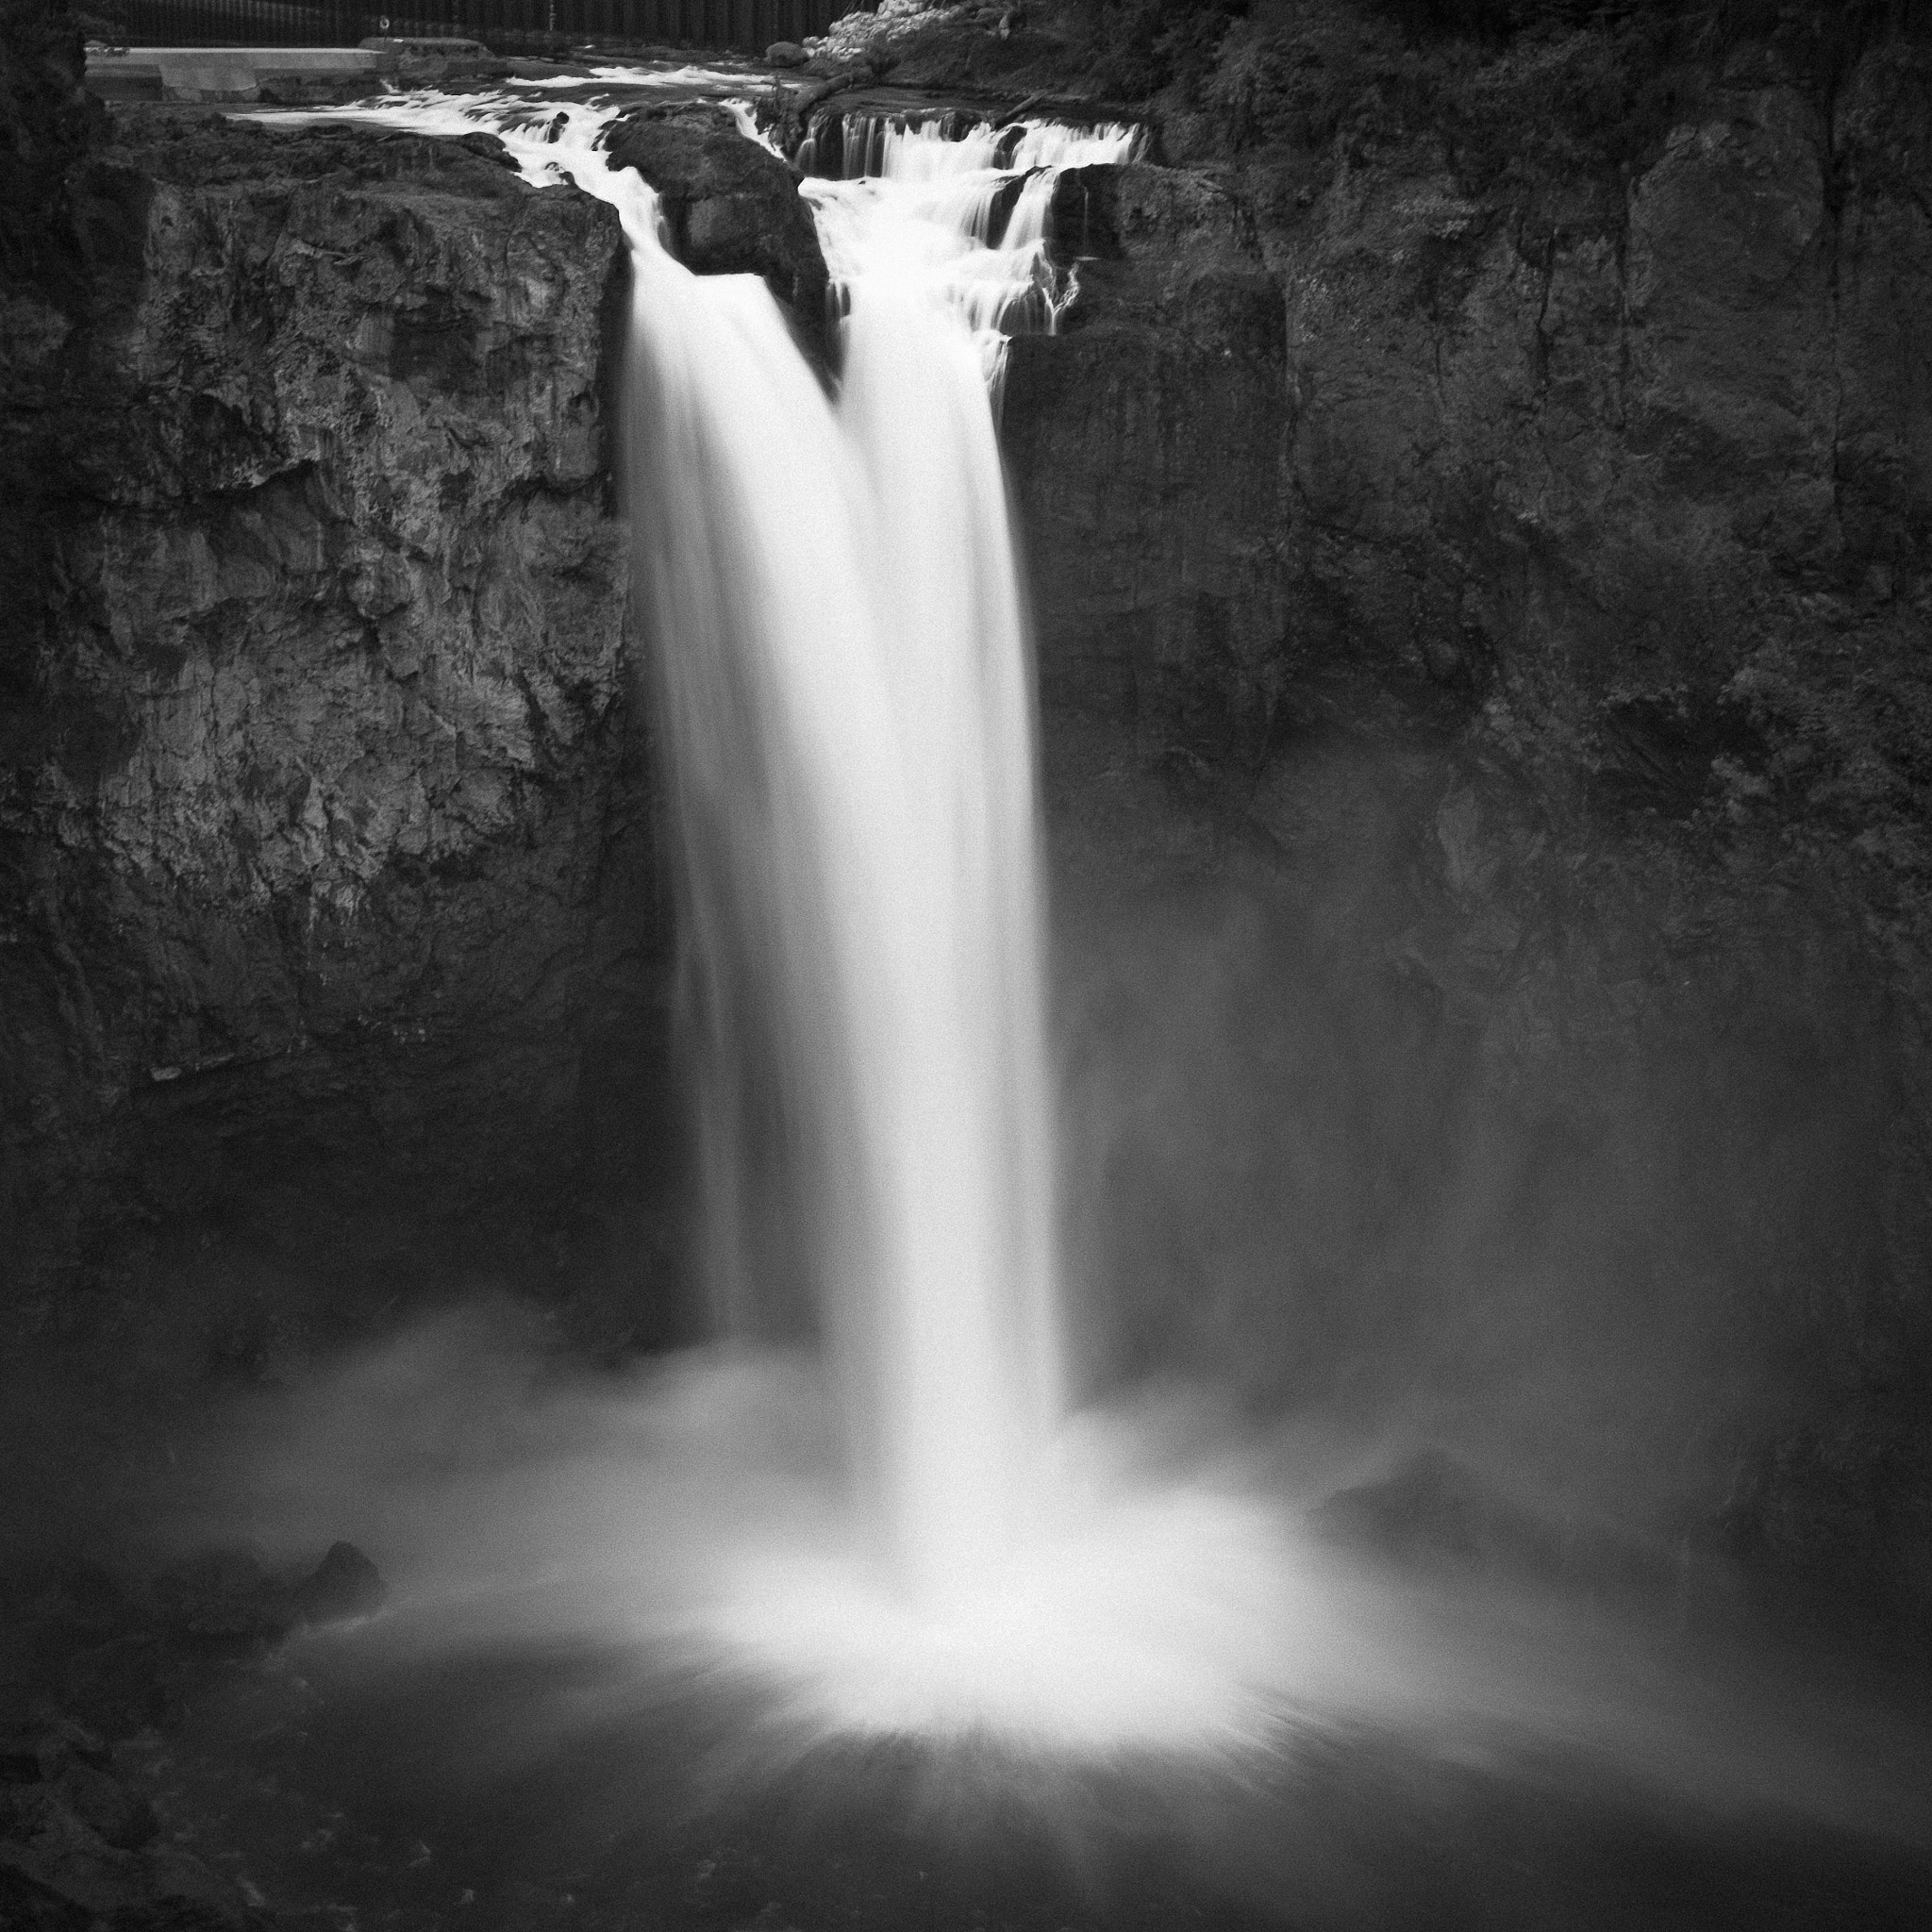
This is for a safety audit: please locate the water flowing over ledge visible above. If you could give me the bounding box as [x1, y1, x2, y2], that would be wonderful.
[247, 84, 1292, 1748]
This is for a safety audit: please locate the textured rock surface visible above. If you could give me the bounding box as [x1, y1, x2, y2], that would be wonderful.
[1005, 161, 1288, 757]
[1, 103, 667, 1351]
[606, 101, 831, 358]
[998, 13, 1932, 1640]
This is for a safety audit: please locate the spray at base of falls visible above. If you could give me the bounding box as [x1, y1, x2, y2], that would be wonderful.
[276, 87, 1290, 1747]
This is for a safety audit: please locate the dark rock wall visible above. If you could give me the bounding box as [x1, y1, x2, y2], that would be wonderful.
[998, 20, 1932, 1633]
[2, 107, 667, 1353]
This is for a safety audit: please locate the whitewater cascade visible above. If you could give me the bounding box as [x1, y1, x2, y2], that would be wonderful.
[319, 90, 1138, 1597]
[257, 84, 1308, 1750]
[655, 108, 1143, 1596]
[630, 113, 1090, 1599]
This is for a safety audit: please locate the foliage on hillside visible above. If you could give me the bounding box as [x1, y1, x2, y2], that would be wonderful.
[1127, 1, 1928, 168]
[873, 0, 1932, 179]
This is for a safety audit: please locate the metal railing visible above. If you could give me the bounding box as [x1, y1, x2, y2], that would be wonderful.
[105, 0, 856, 54]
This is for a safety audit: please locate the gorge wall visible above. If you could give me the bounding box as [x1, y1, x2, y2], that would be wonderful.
[5, 0, 1931, 1636]
[995, 2, 1932, 1636]
[2, 41, 663, 1362]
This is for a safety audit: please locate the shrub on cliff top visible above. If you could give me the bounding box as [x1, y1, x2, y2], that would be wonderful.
[1071, 0, 1253, 98]
[1161, 0, 1931, 174]
[1378, 0, 1930, 48]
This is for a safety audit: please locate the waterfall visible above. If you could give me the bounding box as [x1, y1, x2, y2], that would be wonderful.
[625, 125, 1070, 1601]
[804, 111, 1147, 395]
[260, 86, 1292, 1751]
[656, 108, 1139, 1596]
[315, 92, 1136, 1598]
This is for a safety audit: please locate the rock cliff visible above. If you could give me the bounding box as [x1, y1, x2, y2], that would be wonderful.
[2, 27, 841, 1374]
[991, 2, 1932, 1639]
[1, 88, 666, 1356]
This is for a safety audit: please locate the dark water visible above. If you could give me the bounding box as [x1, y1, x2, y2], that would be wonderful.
[134, 1628, 1932, 1932]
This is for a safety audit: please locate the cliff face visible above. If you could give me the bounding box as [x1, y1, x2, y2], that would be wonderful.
[1, 107, 664, 1352]
[998, 19, 1932, 1632]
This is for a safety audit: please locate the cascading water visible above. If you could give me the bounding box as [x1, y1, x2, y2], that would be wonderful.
[803, 113, 1146, 394]
[276, 85, 1289, 1744]
[341, 93, 1141, 1603]
[626, 113, 1108, 1603]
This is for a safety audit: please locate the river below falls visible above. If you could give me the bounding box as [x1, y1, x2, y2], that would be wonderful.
[119, 1620, 1932, 1932]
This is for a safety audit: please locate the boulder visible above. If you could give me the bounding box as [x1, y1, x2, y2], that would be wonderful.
[606, 104, 830, 359]
[291, 1541, 387, 1626]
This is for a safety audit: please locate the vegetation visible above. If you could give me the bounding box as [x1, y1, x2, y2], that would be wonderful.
[1000, 0, 1932, 173]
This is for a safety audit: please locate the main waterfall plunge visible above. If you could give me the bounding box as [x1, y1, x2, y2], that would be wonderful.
[262, 87, 1305, 1749]
[635, 130, 1073, 1601]
[608, 104, 1296, 1740]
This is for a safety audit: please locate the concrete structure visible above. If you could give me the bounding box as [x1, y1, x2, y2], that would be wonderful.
[83, 45, 392, 103]
[359, 37, 491, 60]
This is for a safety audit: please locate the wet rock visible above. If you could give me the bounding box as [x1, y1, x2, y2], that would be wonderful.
[0, 1754, 195, 1916]
[2, 104, 664, 1328]
[59, 1636, 177, 1739]
[26, 1719, 111, 1781]
[1, 1699, 246, 1921]
[1, 1772, 256, 1925]
[1003, 161, 1287, 758]
[151, 1547, 294, 1648]
[1003, 42, 1932, 744]
[765, 41, 808, 67]
[1312, 1450, 1570, 1579]
[605, 103, 830, 358]
[48, 1761, 156, 1852]
[1004, 26, 1932, 1643]
[291, 1541, 387, 1627]
[0, 1778, 142, 1920]
[1723, 1391, 1932, 1651]
[139, 1843, 257, 1926]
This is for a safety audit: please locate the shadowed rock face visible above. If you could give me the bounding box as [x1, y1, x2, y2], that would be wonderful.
[1004, 162, 1288, 762]
[6, 1, 1932, 1637]
[1008, 50, 1930, 753]
[0, 79, 840, 1369]
[998, 32, 1932, 1641]
[1, 112, 670, 1341]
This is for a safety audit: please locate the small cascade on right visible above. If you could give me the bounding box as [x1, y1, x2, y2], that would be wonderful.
[800, 111, 1144, 398]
